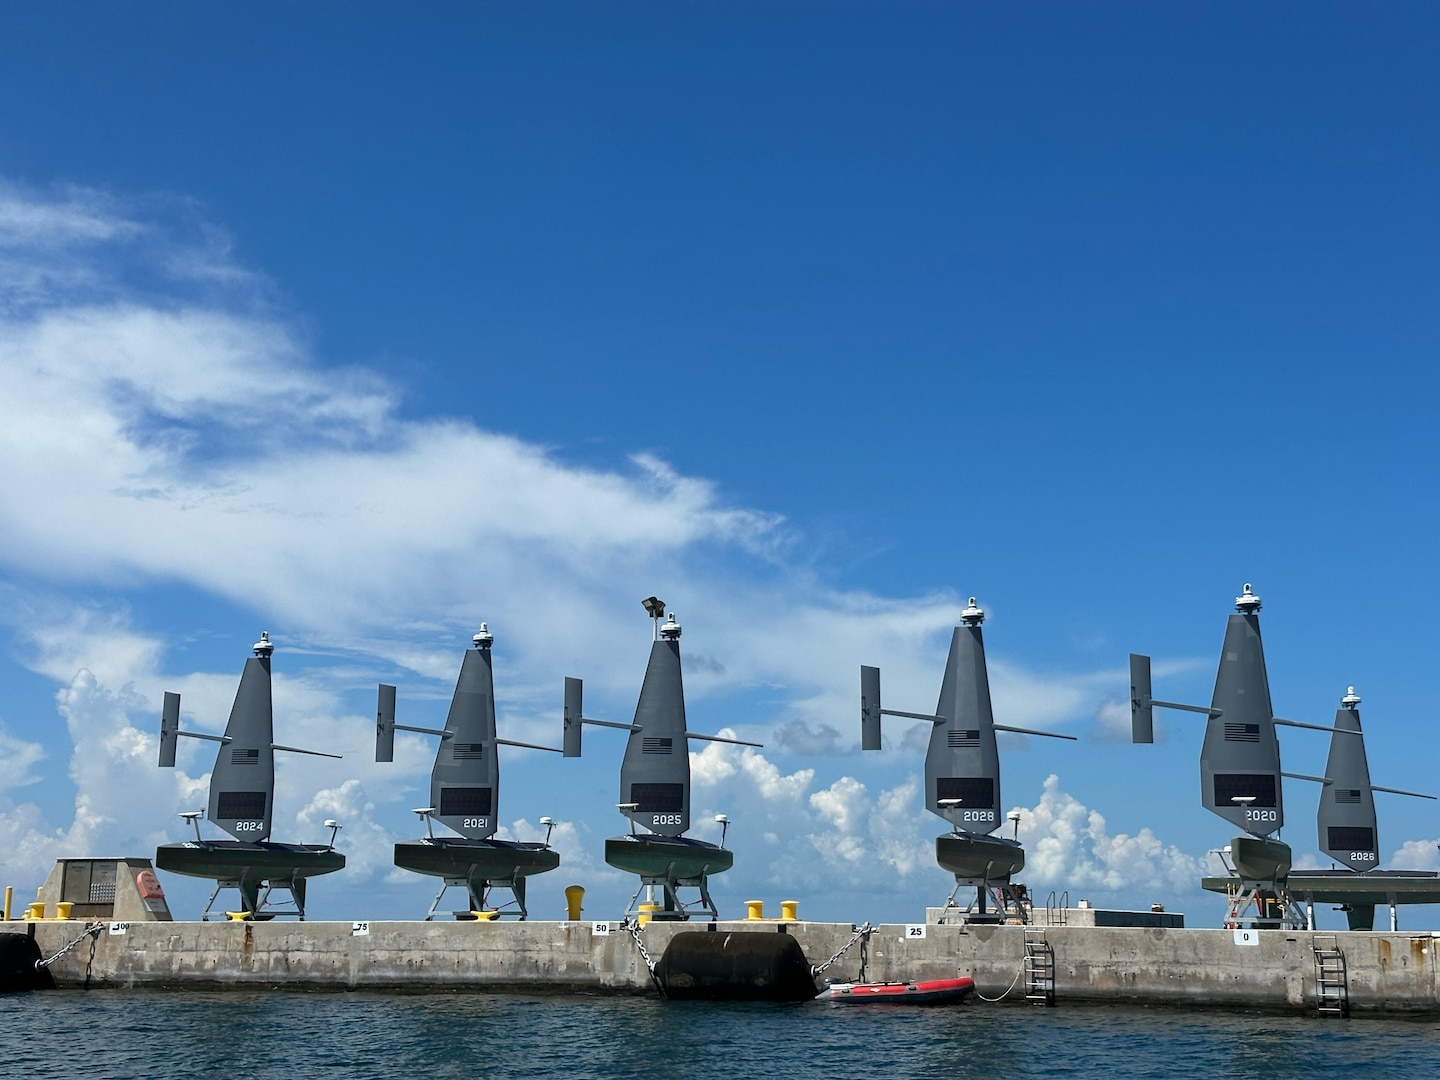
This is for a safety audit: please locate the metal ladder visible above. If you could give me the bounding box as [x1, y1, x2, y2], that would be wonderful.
[1044, 889, 1069, 927]
[1024, 928, 1056, 1006]
[1313, 934, 1349, 1018]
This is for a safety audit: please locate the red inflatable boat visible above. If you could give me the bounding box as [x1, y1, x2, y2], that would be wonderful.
[819, 977, 975, 1005]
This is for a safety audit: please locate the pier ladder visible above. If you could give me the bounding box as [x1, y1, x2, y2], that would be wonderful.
[1023, 928, 1056, 1006]
[1312, 934, 1349, 1018]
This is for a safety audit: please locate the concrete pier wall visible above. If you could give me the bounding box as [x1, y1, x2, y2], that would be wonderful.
[9, 919, 1439, 1013]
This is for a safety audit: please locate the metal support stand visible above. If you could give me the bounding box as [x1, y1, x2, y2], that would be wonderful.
[199, 875, 307, 920]
[945, 877, 1032, 925]
[1223, 883, 1307, 930]
[621, 870, 718, 921]
[425, 873, 530, 920]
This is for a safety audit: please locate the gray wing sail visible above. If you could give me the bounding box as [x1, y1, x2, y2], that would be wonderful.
[1317, 694, 1378, 871]
[207, 654, 276, 842]
[431, 646, 501, 840]
[1200, 610, 1283, 836]
[619, 636, 690, 836]
[923, 624, 1002, 834]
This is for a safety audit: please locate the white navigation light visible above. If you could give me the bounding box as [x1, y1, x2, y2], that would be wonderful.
[660, 613, 682, 640]
[715, 813, 730, 847]
[473, 622, 494, 650]
[1342, 685, 1361, 709]
[960, 597, 985, 625]
[253, 630, 274, 658]
[1235, 583, 1262, 613]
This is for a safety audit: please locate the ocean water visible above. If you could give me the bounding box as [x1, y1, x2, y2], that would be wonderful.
[3, 991, 1439, 1079]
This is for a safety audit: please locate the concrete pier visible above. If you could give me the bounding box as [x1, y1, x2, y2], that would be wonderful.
[8, 918, 1440, 1013]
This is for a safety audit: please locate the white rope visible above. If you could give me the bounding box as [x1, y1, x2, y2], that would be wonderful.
[974, 957, 1026, 1002]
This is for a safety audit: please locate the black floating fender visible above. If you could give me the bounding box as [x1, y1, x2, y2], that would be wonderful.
[655, 930, 817, 1002]
[0, 934, 56, 992]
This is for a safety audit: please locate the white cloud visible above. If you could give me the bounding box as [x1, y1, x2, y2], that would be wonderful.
[0, 719, 46, 792]
[1390, 838, 1440, 872]
[1015, 773, 1207, 896]
[294, 780, 392, 879]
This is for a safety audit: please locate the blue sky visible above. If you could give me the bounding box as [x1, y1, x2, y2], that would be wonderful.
[0, 3, 1437, 926]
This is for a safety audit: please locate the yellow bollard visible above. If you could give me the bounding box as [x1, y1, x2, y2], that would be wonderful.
[25, 902, 45, 921]
[637, 903, 660, 927]
[224, 911, 251, 921]
[3, 885, 11, 921]
[565, 884, 585, 921]
[780, 899, 799, 922]
[471, 910, 499, 921]
[54, 901, 74, 921]
[746, 899, 764, 921]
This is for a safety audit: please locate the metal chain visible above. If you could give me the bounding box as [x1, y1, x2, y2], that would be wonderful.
[620, 918, 667, 999]
[811, 922, 873, 978]
[36, 922, 104, 970]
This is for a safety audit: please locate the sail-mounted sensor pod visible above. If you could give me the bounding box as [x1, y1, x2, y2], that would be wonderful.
[562, 597, 762, 921]
[861, 597, 1075, 925]
[155, 632, 346, 920]
[376, 623, 562, 920]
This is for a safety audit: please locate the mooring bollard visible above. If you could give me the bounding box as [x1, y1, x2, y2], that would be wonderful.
[565, 885, 585, 921]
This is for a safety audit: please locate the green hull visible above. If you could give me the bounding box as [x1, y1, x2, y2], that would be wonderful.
[604, 836, 733, 882]
[935, 832, 1025, 882]
[394, 839, 559, 881]
[155, 841, 345, 882]
[1231, 835, 1292, 885]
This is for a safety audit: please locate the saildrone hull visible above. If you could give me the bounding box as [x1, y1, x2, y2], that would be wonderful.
[935, 832, 1025, 883]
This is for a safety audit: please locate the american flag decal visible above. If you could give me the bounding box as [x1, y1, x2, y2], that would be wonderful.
[1223, 723, 1260, 743]
[452, 742, 484, 760]
[948, 730, 980, 747]
[1335, 789, 1362, 804]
